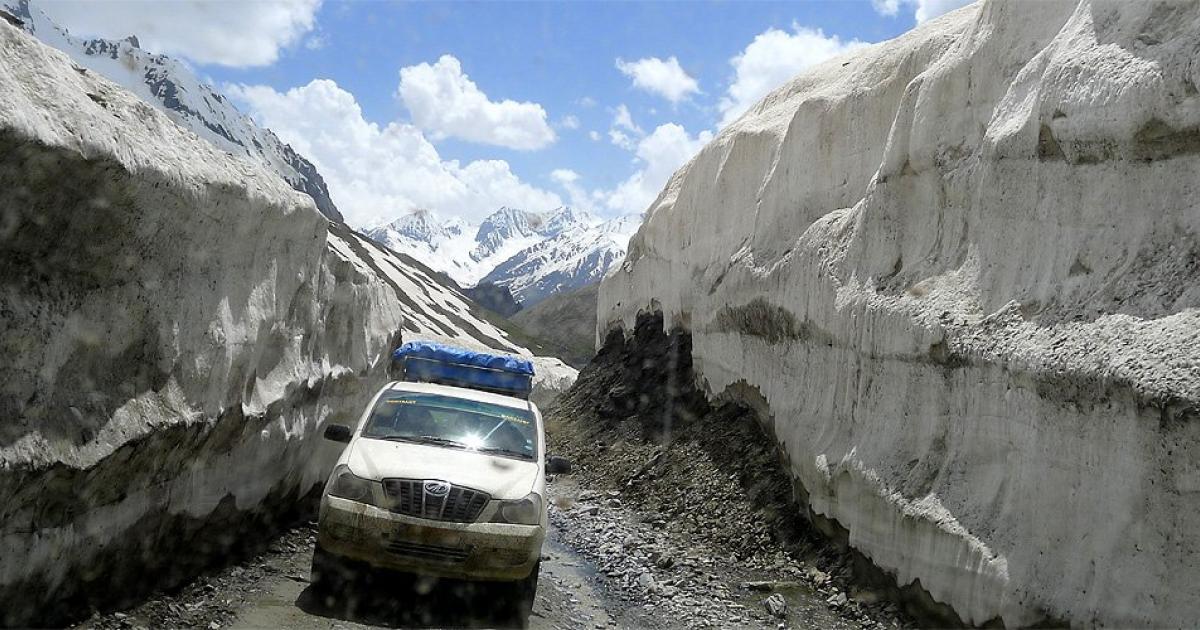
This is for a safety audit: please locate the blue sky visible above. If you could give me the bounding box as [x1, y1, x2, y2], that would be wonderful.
[43, 0, 972, 227]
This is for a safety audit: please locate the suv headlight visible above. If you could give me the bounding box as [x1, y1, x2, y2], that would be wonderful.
[325, 464, 381, 506]
[491, 492, 543, 525]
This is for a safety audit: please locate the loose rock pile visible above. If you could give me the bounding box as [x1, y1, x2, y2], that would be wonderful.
[71, 526, 318, 630]
[544, 317, 913, 629]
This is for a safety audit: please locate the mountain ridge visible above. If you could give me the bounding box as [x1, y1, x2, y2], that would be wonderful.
[1, 0, 343, 222]
[365, 206, 639, 307]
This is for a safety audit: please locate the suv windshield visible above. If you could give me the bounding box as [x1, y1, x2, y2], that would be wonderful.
[361, 391, 537, 460]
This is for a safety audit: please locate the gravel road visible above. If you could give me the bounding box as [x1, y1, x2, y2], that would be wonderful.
[70, 469, 906, 630]
[70, 502, 634, 630]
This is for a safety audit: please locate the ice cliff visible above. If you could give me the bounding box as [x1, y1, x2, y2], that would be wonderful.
[599, 0, 1200, 626]
[0, 21, 571, 625]
[0, 0, 344, 222]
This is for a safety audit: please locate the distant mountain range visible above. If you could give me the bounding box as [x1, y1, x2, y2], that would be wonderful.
[1, 0, 342, 222]
[365, 207, 639, 308]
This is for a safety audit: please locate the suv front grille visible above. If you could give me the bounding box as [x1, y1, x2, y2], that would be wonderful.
[382, 479, 490, 522]
[386, 540, 470, 564]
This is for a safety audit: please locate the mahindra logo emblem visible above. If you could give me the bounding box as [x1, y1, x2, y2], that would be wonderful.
[423, 480, 451, 496]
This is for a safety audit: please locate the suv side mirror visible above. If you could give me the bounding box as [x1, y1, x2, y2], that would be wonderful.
[323, 424, 352, 443]
[545, 455, 572, 475]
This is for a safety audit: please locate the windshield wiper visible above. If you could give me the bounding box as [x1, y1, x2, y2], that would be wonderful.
[372, 435, 466, 449]
[476, 445, 534, 460]
[372, 434, 420, 443]
[413, 435, 468, 448]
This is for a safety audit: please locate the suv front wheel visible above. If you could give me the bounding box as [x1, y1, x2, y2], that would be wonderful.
[310, 543, 352, 594]
[509, 560, 540, 627]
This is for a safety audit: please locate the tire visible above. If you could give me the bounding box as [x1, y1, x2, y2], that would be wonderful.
[310, 543, 348, 593]
[511, 561, 540, 627]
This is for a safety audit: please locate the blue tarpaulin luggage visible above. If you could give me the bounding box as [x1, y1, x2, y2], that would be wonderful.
[391, 341, 534, 399]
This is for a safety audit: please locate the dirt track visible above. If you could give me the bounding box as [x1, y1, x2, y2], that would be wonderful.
[70, 505, 637, 630]
[70, 479, 899, 630]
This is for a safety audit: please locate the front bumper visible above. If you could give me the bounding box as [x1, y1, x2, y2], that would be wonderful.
[317, 495, 544, 582]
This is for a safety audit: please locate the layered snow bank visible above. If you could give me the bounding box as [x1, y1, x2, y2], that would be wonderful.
[600, 0, 1200, 626]
[0, 21, 571, 625]
[0, 0, 344, 222]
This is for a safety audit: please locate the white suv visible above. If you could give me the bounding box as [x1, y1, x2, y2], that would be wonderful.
[312, 377, 571, 615]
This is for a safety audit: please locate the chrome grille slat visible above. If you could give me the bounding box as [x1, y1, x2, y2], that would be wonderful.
[382, 479, 490, 523]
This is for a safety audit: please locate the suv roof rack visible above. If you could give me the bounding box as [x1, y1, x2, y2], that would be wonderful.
[390, 341, 534, 400]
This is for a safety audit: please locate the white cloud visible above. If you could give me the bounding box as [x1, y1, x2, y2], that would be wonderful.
[914, 0, 974, 22]
[615, 56, 700, 103]
[550, 168, 591, 209]
[397, 55, 556, 150]
[600, 123, 712, 214]
[588, 130, 602, 142]
[550, 169, 580, 184]
[609, 130, 636, 151]
[304, 32, 327, 51]
[613, 104, 642, 134]
[869, 0, 975, 22]
[719, 24, 870, 127]
[576, 96, 597, 108]
[558, 114, 581, 130]
[608, 104, 643, 150]
[37, 0, 320, 67]
[871, 0, 903, 16]
[227, 79, 561, 227]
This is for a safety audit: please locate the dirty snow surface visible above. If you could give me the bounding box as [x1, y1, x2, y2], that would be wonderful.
[601, 0, 1200, 627]
[0, 19, 572, 627]
[0, 0, 343, 221]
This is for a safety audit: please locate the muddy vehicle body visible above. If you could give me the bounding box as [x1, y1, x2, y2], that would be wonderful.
[313, 342, 571, 616]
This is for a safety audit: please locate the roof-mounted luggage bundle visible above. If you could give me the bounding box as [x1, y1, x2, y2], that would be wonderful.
[390, 340, 534, 400]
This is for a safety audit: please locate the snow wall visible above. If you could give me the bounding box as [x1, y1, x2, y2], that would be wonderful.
[599, 0, 1200, 626]
[0, 22, 573, 625]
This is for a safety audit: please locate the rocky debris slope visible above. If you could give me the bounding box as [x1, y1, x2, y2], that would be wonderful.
[545, 314, 916, 629]
[462, 282, 523, 317]
[599, 0, 1200, 626]
[0, 21, 571, 627]
[0, 0, 342, 221]
[512, 283, 600, 368]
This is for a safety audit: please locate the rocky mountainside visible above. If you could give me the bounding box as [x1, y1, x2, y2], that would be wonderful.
[0, 20, 571, 626]
[512, 282, 599, 367]
[0, 0, 343, 222]
[461, 282, 522, 317]
[366, 207, 638, 307]
[599, 0, 1200, 627]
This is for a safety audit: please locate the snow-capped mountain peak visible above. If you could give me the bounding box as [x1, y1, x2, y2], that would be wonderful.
[380, 209, 454, 243]
[1, 0, 343, 222]
[480, 214, 640, 306]
[364, 206, 641, 306]
[543, 206, 599, 236]
[472, 207, 547, 262]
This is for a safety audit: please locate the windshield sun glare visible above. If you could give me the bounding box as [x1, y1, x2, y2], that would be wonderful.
[363, 392, 537, 458]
